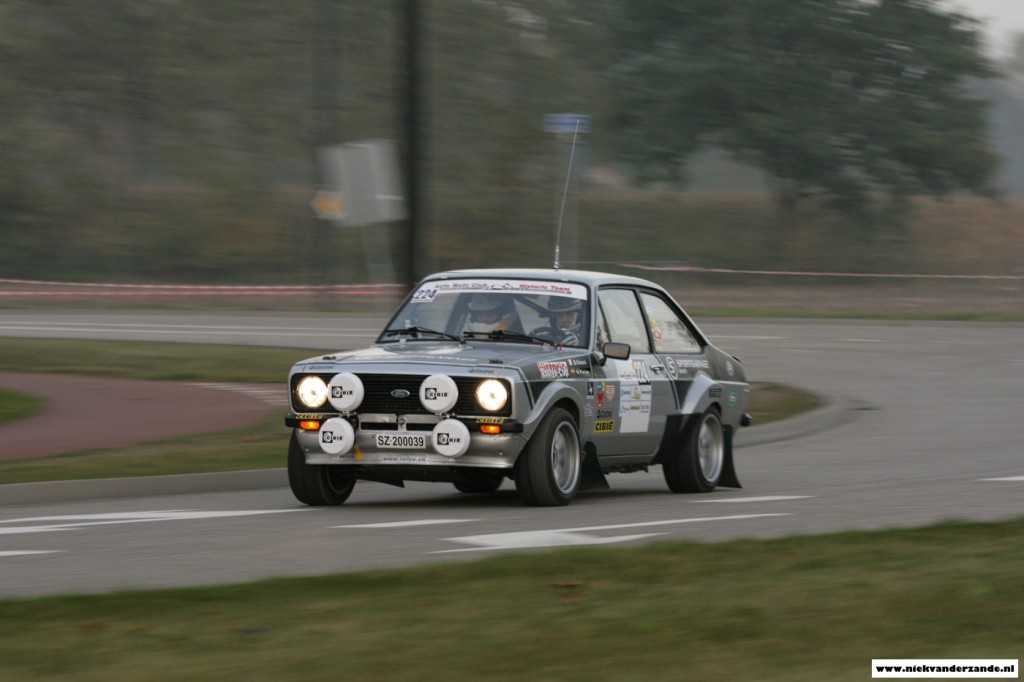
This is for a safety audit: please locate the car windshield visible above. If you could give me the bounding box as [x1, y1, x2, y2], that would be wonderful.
[380, 278, 590, 348]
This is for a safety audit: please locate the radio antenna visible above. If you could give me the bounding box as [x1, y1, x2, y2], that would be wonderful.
[553, 119, 581, 271]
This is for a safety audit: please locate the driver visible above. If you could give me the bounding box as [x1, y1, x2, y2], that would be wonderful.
[466, 294, 520, 334]
[538, 296, 582, 345]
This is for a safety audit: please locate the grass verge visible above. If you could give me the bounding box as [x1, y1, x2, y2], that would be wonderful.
[0, 517, 1020, 680]
[0, 339, 315, 383]
[0, 388, 44, 426]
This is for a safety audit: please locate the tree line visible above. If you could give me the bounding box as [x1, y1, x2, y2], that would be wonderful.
[0, 0, 1005, 282]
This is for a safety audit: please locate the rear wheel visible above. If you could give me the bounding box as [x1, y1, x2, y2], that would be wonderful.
[288, 432, 356, 505]
[663, 407, 724, 493]
[514, 408, 581, 506]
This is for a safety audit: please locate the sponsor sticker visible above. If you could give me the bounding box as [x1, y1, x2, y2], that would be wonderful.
[414, 279, 587, 299]
[537, 361, 570, 379]
[594, 419, 614, 433]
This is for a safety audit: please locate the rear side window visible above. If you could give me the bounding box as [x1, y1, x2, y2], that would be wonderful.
[639, 291, 701, 354]
[598, 288, 651, 353]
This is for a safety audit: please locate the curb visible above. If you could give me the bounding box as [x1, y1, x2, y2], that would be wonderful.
[736, 394, 868, 448]
[0, 397, 864, 506]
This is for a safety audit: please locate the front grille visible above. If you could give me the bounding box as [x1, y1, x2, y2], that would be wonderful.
[358, 374, 510, 417]
[292, 373, 511, 417]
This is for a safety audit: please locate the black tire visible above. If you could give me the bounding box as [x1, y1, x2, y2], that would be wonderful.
[514, 408, 582, 506]
[663, 407, 724, 493]
[287, 432, 356, 505]
[452, 472, 504, 494]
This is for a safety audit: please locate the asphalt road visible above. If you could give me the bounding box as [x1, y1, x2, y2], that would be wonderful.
[1, 312, 1022, 598]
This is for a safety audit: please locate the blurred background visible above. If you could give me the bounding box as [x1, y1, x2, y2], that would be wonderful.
[1, 0, 1022, 312]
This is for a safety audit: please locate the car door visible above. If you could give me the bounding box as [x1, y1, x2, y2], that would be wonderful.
[637, 289, 709, 414]
[590, 287, 674, 457]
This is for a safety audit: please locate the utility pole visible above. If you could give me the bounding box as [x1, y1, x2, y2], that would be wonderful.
[311, 0, 341, 298]
[400, 0, 424, 284]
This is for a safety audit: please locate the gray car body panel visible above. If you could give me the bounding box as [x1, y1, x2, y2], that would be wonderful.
[286, 268, 749, 482]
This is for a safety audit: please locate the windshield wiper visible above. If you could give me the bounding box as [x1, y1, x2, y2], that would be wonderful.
[382, 326, 463, 343]
[463, 329, 549, 345]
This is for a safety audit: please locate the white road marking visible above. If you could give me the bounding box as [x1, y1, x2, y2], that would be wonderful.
[839, 338, 884, 343]
[436, 531, 664, 552]
[0, 509, 307, 536]
[693, 495, 813, 503]
[434, 513, 788, 553]
[978, 476, 1024, 482]
[0, 550, 60, 558]
[711, 335, 786, 341]
[334, 519, 477, 529]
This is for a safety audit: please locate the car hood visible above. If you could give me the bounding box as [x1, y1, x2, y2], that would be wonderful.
[292, 341, 592, 377]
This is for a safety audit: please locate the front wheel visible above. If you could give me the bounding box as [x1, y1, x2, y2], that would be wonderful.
[663, 407, 724, 493]
[288, 433, 356, 505]
[514, 408, 582, 506]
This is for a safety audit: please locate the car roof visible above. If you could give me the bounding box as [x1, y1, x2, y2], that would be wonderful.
[422, 268, 662, 291]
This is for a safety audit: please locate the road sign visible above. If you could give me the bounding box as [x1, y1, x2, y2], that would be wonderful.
[310, 190, 347, 222]
[315, 139, 406, 227]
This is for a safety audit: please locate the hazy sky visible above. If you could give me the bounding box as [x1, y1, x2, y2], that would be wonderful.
[950, 0, 1024, 56]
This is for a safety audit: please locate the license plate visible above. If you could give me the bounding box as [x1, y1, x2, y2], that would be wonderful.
[375, 434, 427, 449]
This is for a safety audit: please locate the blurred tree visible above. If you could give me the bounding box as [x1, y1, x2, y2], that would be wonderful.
[610, 0, 999, 233]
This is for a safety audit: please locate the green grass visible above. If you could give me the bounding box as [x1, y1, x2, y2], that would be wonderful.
[746, 382, 819, 425]
[0, 517, 1020, 681]
[0, 388, 44, 425]
[0, 340, 816, 485]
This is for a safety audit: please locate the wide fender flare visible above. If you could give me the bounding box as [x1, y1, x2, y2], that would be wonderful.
[679, 371, 720, 418]
[521, 381, 583, 440]
[657, 371, 741, 488]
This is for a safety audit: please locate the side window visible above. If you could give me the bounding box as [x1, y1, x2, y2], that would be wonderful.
[598, 288, 651, 353]
[640, 291, 702, 354]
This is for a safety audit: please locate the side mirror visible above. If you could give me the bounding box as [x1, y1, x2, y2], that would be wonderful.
[601, 342, 631, 362]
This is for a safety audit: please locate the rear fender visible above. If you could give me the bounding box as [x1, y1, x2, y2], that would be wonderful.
[680, 372, 720, 417]
[655, 372, 741, 488]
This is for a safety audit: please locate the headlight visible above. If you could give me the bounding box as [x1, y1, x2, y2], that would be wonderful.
[295, 376, 328, 409]
[475, 379, 508, 412]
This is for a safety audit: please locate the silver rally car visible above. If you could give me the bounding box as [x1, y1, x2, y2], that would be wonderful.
[286, 268, 751, 506]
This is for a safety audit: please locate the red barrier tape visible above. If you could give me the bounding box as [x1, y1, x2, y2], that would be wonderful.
[0, 279, 408, 297]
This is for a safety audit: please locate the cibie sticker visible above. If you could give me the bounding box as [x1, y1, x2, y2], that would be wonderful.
[318, 417, 355, 455]
[594, 419, 614, 433]
[419, 374, 459, 414]
[432, 419, 471, 457]
[328, 372, 364, 412]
